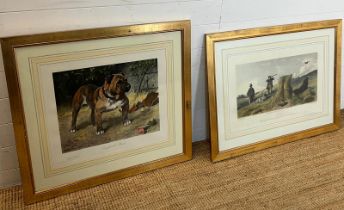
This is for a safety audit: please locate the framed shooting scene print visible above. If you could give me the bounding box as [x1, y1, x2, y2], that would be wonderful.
[1, 20, 192, 203]
[206, 20, 341, 162]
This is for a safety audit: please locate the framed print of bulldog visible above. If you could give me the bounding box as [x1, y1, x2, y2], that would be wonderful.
[206, 20, 341, 162]
[1, 20, 192, 204]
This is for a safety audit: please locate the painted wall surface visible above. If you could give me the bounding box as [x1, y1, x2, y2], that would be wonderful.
[0, 0, 344, 188]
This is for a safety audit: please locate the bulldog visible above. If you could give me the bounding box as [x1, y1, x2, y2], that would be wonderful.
[70, 73, 131, 135]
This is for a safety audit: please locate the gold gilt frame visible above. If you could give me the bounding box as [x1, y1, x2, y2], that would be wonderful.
[1, 20, 192, 204]
[206, 20, 341, 162]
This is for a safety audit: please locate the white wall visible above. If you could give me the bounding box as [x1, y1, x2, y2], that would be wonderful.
[1, 0, 344, 188]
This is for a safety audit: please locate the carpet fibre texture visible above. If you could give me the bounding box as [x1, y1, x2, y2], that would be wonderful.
[1, 113, 344, 209]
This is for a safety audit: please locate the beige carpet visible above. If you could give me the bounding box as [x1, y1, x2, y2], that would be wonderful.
[2, 113, 344, 209]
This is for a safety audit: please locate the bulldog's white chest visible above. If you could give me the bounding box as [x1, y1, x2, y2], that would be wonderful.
[105, 99, 124, 111]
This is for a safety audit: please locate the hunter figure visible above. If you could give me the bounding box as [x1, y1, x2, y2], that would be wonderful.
[266, 75, 275, 95]
[247, 83, 255, 104]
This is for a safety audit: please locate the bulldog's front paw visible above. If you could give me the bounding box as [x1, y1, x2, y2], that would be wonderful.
[123, 120, 131, 126]
[96, 129, 105, 135]
[70, 128, 76, 133]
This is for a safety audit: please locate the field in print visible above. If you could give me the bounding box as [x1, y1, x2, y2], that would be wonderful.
[58, 93, 159, 153]
[236, 53, 318, 118]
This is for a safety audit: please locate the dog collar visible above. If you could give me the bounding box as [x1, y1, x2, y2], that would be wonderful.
[102, 87, 116, 100]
